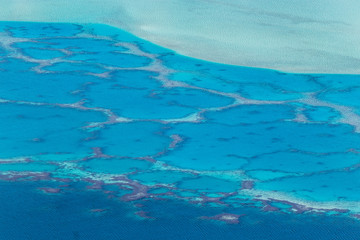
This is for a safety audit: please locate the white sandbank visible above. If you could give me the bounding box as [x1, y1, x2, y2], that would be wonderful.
[0, 0, 360, 74]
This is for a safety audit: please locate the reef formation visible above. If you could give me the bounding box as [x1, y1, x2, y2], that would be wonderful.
[1, 22, 360, 224]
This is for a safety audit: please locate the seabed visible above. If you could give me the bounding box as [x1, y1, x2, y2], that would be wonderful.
[1, 22, 360, 239]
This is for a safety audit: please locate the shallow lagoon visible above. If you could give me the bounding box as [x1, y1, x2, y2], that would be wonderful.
[1, 22, 360, 239]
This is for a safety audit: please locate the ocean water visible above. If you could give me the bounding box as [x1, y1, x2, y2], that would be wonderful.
[1, 21, 360, 239]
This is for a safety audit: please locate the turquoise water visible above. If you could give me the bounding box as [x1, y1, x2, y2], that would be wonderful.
[1, 21, 360, 239]
[0, 103, 105, 158]
[81, 157, 151, 174]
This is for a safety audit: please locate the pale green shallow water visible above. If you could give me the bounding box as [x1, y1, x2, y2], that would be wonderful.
[1, 1, 360, 73]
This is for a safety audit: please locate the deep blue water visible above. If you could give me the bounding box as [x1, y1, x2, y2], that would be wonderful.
[1, 181, 360, 240]
[1, 21, 360, 239]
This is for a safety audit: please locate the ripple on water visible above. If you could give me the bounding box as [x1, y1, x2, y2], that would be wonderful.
[178, 176, 240, 193]
[129, 170, 196, 185]
[0, 59, 105, 103]
[243, 152, 360, 173]
[0, 103, 106, 158]
[319, 87, 360, 109]
[85, 122, 169, 157]
[2, 22, 82, 38]
[205, 104, 295, 125]
[256, 169, 360, 202]
[43, 62, 106, 74]
[13, 42, 66, 59]
[0, 162, 58, 172]
[303, 105, 340, 122]
[165, 54, 322, 94]
[67, 51, 151, 68]
[83, 72, 208, 119]
[33, 37, 128, 53]
[159, 121, 360, 171]
[80, 157, 152, 174]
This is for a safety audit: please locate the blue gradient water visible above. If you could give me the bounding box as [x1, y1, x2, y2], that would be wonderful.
[1, 22, 360, 239]
[2, 181, 360, 240]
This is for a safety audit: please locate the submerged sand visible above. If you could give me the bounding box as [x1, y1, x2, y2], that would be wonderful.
[0, 0, 359, 74]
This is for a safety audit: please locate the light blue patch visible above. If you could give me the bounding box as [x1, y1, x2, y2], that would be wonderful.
[244, 152, 360, 173]
[303, 106, 340, 122]
[85, 122, 169, 157]
[0, 103, 106, 158]
[81, 158, 151, 174]
[129, 171, 195, 185]
[257, 169, 360, 202]
[179, 176, 240, 193]
[0, 162, 58, 172]
[205, 104, 295, 125]
[3, 22, 81, 38]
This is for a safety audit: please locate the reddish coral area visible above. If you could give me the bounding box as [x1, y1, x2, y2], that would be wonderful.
[200, 213, 244, 224]
[38, 187, 61, 194]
